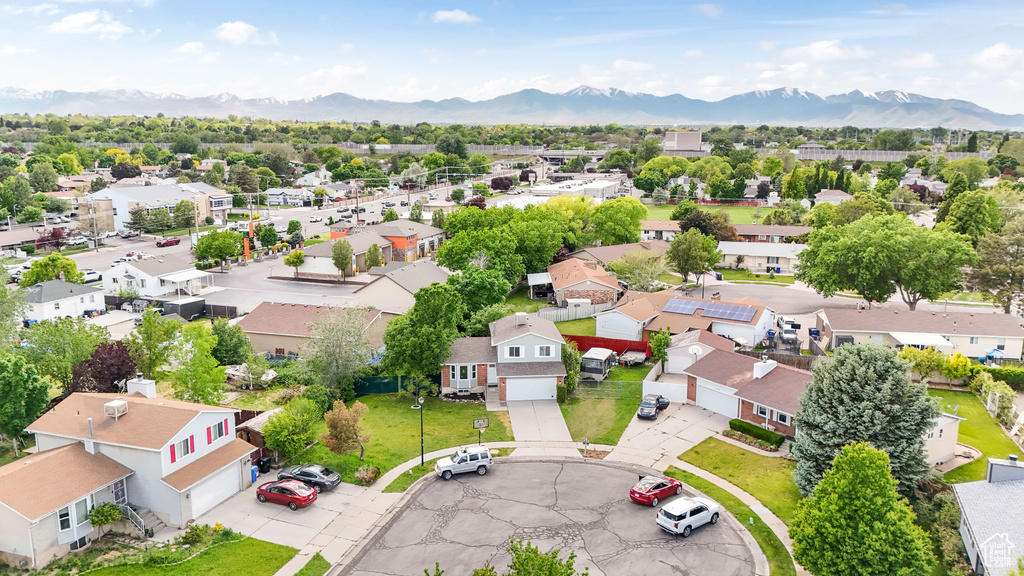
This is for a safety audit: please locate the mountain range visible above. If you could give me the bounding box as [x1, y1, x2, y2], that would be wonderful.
[1, 85, 1023, 129]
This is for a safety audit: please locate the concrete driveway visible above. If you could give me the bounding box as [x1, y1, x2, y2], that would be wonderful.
[341, 461, 758, 576]
[608, 403, 730, 469]
[505, 400, 579, 458]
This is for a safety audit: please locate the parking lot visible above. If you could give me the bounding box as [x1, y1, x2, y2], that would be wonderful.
[342, 461, 757, 576]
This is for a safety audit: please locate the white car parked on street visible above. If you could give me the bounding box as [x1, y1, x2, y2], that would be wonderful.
[656, 497, 720, 537]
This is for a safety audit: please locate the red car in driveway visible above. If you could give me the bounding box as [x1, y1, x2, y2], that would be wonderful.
[156, 237, 180, 247]
[629, 475, 684, 507]
[256, 479, 317, 510]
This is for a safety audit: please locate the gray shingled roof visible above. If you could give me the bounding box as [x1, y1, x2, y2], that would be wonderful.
[369, 260, 450, 295]
[496, 361, 567, 377]
[490, 313, 565, 346]
[128, 255, 195, 277]
[371, 220, 443, 239]
[954, 477, 1024, 575]
[25, 280, 102, 303]
[825, 308, 1024, 338]
[303, 231, 392, 259]
[446, 337, 498, 364]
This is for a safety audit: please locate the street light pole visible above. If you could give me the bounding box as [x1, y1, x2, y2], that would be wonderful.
[412, 394, 425, 466]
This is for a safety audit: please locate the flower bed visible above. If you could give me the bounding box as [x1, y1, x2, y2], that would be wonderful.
[722, 429, 779, 452]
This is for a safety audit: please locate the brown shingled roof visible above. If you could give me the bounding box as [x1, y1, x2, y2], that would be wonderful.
[683, 350, 810, 414]
[547, 258, 620, 291]
[237, 302, 380, 338]
[162, 438, 255, 492]
[613, 291, 768, 335]
[734, 224, 813, 237]
[823, 308, 1024, 338]
[27, 393, 235, 450]
[641, 220, 679, 232]
[571, 240, 671, 265]
[490, 313, 565, 346]
[0, 444, 132, 520]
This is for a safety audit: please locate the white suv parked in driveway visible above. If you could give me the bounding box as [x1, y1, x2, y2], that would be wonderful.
[435, 445, 493, 480]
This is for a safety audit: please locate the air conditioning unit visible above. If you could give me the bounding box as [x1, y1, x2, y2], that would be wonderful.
[104, 400, 128, 420]
[762, 424, 776, 432]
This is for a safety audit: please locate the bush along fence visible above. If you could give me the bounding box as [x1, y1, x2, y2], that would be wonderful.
[354, 374, 442, 396]
[728, 419, 785, 450]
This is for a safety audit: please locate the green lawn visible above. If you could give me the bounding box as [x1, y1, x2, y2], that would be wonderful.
[561, 365, 650, 444]
[295, 553, 331, 576]
[87, 538, 296, 576]
[665, 467, 796, 576]
[505, 285, 546, 313]
[714, 268, 796, 285]
[657, 272, 684, 286]
[382, 457, 444, 493]
[646, 204, 764, 225]
[555, 318, 596, 336]
[928, 389, 1023, 483]
[933, 292, 998, 305]
[680, 437, 802, 526]
[298, 394, 513, 485]
[227, 385, 300, 411]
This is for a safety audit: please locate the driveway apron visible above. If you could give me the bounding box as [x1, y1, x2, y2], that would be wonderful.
[506, 400, 572, 442]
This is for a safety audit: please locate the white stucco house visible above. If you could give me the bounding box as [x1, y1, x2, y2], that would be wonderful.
[104, 256, 211, 299]
[295, 169, 332, 187]
[716, 241, 807, 276]
[24, 280, 104, 322]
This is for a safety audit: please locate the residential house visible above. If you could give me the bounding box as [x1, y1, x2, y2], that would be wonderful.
[596, 290, 775, 345]
[570, 240, 671, 267]
[104, 255, 212, 299]
[295, 169, 332, 187]
[0, 444, 133, 568]
[797, 141, 826, 150]
[640, 220, 681, 242]
[330, 220, 444, 262]
[324, 182, 355, 198]
[18, 392, 255, 551]
[352, 260, 451, 314]
[661, 131, 702, 151]
[547, 258, 622, 306]
[733, 224, 812, 243]
[716, 241, 807, 275]
[90, 183, 229, 230]
[265, 188, 313, 207]
[25, 280, 104, 322]
[443, 312, 566, 402]
[644, 332, 807, 436]
[294, 232, 393, 278]
[237, 302, 389, 359]
[925, 413, 965, 467]
[954, 457, 1024, 576]
[801, 189, 852, 209]
[816, 309, 1024, 360]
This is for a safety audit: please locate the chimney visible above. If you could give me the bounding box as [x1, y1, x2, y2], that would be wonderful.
[127, 373, 157, 398]
[753, 358, 778, 379]
[986, 455, 1024, 483]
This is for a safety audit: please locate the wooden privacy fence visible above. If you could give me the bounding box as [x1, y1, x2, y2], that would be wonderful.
[536, 302, 613, 322]
[562, 334, 651, 356]
[737, 349, 817, 371]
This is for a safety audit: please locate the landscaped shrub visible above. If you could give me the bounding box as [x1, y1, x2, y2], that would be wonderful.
[302, 384, 334, 415]
[982, 366, 1024, 391]
[22, 245, 34, 255]
[179, 523, 211, 546]
[723, 429, 779, 451]
[729, 419, 785, 448]
[942, 352, 978, 381]
[556, 385, 567, 404]
[355, 464, 379, 485]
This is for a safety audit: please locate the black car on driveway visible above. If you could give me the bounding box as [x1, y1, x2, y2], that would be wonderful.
[636, 394, 669, 420]
[277, 464, 342, 493]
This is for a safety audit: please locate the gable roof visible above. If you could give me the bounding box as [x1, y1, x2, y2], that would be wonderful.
[816, 189, 852, 200]
[162, 438, 255, 492]
[683, 350, 810, 414]
[641, 220, 680, 232]
[717, 241, 807, 258]
[0, 444, 132, 521]
[571, 240, 671, 265]
[602, 297, 660, 323]
[237, 408, 282, 433]
[611, 291, 769, 333]
[371, 220, 443, 239]
[25, 280, 102, 304]
[446, 336, 498, 364]
[547, 258, 620, 291]
[358, 260, 450, 295]
[27, 393, 235, 450]
[490, 313, 565, 346]
[822, 308, 1024, 339]
[953, 477, 1024, 574]
[237, 302, 380, 338]
[668, 329, 736, 352]
[734, 224, 813, 238]
[302, 231, 392, 259]
[126, 255, 194, 277]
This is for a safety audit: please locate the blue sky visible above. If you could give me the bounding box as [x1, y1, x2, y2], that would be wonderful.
[3, 0, 1024, 114]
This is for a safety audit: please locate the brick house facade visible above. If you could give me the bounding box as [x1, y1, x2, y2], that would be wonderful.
[739, 399, 796, 437]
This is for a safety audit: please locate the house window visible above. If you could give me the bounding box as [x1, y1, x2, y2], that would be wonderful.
[998, 338, 1007, 350]
[172, 437, 193, 463]
[449, 365, 456, 380]
[507, 346, 522, 358]
[776, 412, 790, 425]
[160, 279, 166, 287]
[459, 365, 469, 380]
[939, 428, 943, 438]
[140, 279, 147, 288]
[112, 277, 119, 284]
[54, 302, 60, 310]
[756, 405, 768, 417]
[89, 295, 95, 303]
[209, 421, 226, 442]
[770, 236, 780, 243]
[58, 507, 71, 531]
[969, 336, 979, 345]
[767, 256, 780, 264]
[537, 345, 552, 358]
[757, 235, 766, 241]
[75, 497, 90, 526]
[80, 297, 85, 303]
[928, 431, 934, 439]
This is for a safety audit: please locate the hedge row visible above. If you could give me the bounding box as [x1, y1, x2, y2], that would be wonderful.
[982, 366, 1024, 391]
[729, 419, 785, 448]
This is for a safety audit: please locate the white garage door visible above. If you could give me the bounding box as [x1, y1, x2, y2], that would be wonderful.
[506, 377, 556, 401]
[696, 384, 739, 419]
[191, 464, 240, 518]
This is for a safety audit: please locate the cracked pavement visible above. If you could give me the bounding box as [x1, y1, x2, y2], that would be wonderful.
[341, 461, 756, 576]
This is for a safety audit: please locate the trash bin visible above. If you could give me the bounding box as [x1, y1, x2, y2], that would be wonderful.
[257, 456, 272, 474]
[251, 465, 259, 483]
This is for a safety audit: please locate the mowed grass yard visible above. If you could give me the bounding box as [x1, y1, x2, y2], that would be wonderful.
[87, 539, 296, 576]
[555, 318, 596, 336]
[560, 365, 650, 445]
[645, 204, 765, 225]
[680, 437, 802, 526]
[928, 389, 1023, 483]
[299, 394, 513, 485]
[505, 285, 546, 313]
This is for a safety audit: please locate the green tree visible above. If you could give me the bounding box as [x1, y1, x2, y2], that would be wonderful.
[322, 399, 370, 460]
[790, 442, 935, 576]
[447, 266, 511, 315]
[591, 196, 647, 246]
[0, 269, 25, 344]
[665, 228, 723, 284]
[409, 203, 423, 223]
[195, 230, 242, 266]
[125, 308, 182, 379]
[877, 162, 907, 182]
[967, 216, 1024, 312]
[303, 307, 373, 400]
[561, 340, 582, 396]
[15, 205, 43, 224]
[284, 249, 305, 277]
[170, 322, 226, 405]
[792, 344, 939, 499]
[608, 251, 667, 292]
[436, 134, 468, 158]
[19, 252, 84, 287]
[597, 149, 633, 171]
[0, 353, 48, 455]
[173, 199, 197, 230]
[126, 206, 149, 231]
[211, 318, 252, 366]
[649, 327, 672, 366]
[332, 239, 354, 278]
[941, 189, 1001, 247]
[365, 243, 383, 269]
[383, 283, 465, 384]
[436, 228, 524, 284]
[935, 171, 970, 224]
[262, 398, 321, 460]
[19, 317, 108, 391]
[284, 220, 300, 235]
[382, 207, 399, 222]
[28, 163, 58, 193]
[796, 214, 976, 310]
[258, 225, 279, 248]
[431, 208, 445, 230]
[632, 169, 668, 194]
[633, 137, 664, 167]
[146, 208, 172, 232]
[56, 152, 83, 176]
[450, 187, 466, 204]
[898, 346, 946, 384]
[466, 538, 589, 576]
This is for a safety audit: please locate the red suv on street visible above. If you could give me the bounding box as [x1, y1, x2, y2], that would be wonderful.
[156, 237, 180, 247]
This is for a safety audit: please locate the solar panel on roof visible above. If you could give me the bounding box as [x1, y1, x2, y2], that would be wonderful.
[701, 303, 756, 323]
[662, 299, 700, 315]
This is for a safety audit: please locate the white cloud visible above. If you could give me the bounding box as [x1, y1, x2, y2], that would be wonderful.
[431, 9, 479, 24]
[339, 42, 354, 53]
[681, 49, 709, 59]
[0, 3, 59, 16]
[295, 63, 369, 89]
[698, 75, 726, 87]
[267, 52, 300, 66]
[474, 48, 488, 56]
[47, 10, 129, 39]
[693, 3, 721, 17]
[174, 41, 203, 55]
[0, 45, 34, 55]
[781, 40, 872, 62]
[891, 52, 939, 69]
[612, 59, 653, 72]
[215, 21, 277, 45]
[971, 43, 1024, 70]
[758, 41, 776, 51]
